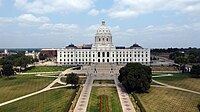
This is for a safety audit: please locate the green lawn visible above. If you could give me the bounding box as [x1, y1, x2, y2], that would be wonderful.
[137, 87, 200, 112]
[87, 87, 122, 112]
[24, 66, 70, 73]
[0, 88, 77, 112]
[153, 73, 188, 81]
[93, 80, 115, 84]
[0, 74, 55, 103]
[153, 73, 200, 92]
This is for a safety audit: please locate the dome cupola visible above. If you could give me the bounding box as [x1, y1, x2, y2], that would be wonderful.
[95, 20, 112, 45]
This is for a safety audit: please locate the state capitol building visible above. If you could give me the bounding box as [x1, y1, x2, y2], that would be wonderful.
[57, 21, 150, 65]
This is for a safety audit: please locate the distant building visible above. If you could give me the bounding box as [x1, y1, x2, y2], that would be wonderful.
[0, 49, 9, 57]
[25, 51, 38, 59]
[40, 49, 57, 57]
[57, 21, 150, 65]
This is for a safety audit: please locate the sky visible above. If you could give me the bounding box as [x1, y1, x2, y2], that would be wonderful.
[0, 0, 200, 48]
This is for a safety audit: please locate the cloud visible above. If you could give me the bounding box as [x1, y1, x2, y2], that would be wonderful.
[0, 14, 49, 25]
[15, 0, 94, 14]
[17, 14, 49, 23]
[88, 9, 99, 16]
[39, 23, 79, 32]
[108, 0, 200, 19]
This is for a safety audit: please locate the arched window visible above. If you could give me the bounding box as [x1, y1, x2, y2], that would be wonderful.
[107, 52, 109, 57]
[102, 52, 105, 57]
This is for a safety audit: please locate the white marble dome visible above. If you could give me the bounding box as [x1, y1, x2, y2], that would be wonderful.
[95, 20, 112, 45]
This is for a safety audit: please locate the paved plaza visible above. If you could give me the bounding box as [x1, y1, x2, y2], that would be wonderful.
[73, 63, 136, 112]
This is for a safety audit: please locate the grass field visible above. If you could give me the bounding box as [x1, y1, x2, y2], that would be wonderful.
[93, 80, 115, 84]
[87, 87, 122, 112]
[153, 73, 200, 92]
[24, 66, 70, 73]
[0, 74, 55, 103]
[0, 88, 77, 112]
[153, 73, 188, 81]
[137, 87, 200, 112]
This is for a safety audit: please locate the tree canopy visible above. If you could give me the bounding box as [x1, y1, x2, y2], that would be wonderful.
[190, 65, 200, 78]
[0, 53, 34, 69]
[66, 73, 79, 87]
[2, 64, 14, 77]
[118, 63, 152, 93]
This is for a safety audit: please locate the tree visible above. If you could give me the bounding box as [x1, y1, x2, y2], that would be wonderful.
[188, 54, 197, 63]
[2, 64, 14, 78]
[66, 73, 79, 87]
[118, 63, 152, 93]
[174, 56, 188, 64]
[190, 65, 200, 78]
[14, 55, 32, 69]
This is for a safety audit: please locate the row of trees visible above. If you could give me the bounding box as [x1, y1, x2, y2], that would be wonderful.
[0, 53, 38, 77]
[169, 52, 200, 64]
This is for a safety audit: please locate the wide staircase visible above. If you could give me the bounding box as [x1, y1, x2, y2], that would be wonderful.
[82, 63, 123, 76]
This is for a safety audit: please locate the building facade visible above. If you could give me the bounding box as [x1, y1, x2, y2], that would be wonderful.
[57, 21, 150, 65]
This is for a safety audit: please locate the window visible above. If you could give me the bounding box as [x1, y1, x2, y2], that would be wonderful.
[107, 38, 108, 41]
[102, 52, 105, 57]
[98, 59, 100, 62]
[98, 52, 100, 57]
[107, 59, 109, 62]
[107, 52, 109, 57]
[60, 59, 62, 61]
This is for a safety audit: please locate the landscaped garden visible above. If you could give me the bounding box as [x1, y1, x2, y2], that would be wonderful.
[0, 88, 77, 112]
[136, 87, 200, 112]
[61, 77, 86, 84]
[0, 74, 55, 103]
[87, 87, 122, 112]
[93, 80, 115, 84]
[24, 66, 70, 73]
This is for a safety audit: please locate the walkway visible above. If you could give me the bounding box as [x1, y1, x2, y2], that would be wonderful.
[115, 77, 136, 112]
[74, 76, 94, 112]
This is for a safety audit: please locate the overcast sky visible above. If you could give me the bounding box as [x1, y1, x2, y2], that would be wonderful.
[0, 0, 200, 48]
